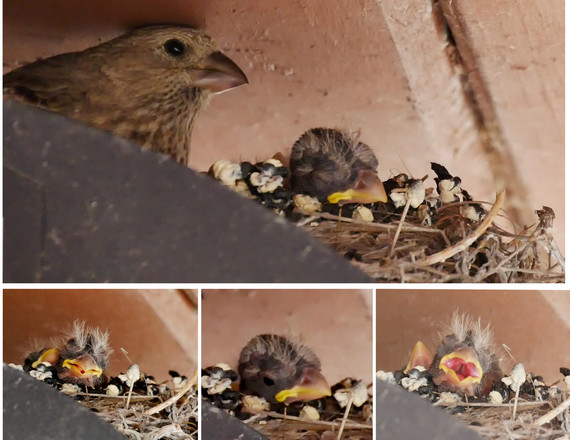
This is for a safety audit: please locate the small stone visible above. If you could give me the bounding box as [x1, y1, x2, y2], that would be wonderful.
[242, 395, 270, 413]
[106, 384, 121, 397]
[352, 206, 374, 222]
[488, 390, 503, 404]
[299, 405, 320, 421]
[439, 392, 461, 405]
[61, 383, 81, 396]
[293, 194, 322, 212]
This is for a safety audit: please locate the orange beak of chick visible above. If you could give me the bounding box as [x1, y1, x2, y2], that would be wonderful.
[275, 367, 331, 404]
[327, 170, 387, 205]
[404, 341, 433, 373]
[60, 353, 104, 387]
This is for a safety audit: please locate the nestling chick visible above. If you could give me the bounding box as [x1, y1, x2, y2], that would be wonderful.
[4, 26, 248, 165]
[428, 313, 502, 397]
[26, 320, 112, 389]
[290, 128, 387, 205]
[238, 334, 331, 404]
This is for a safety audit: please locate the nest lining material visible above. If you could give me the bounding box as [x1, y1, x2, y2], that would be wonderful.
[244, 410, 373, 440]
[202, 364, 372, 440]
[296, 197, 563, 283]
[209, 156, 564, 282]
[447, 394, 570, 440]
[378, 363, 570, 440]
[79, 371, 198, 440]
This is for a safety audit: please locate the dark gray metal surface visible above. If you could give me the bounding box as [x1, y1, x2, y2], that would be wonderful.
[3, 100, 370, 283]
[3, 365, 125, 440]
[202, 401, 270, 440]
[376, 379, 483, 440]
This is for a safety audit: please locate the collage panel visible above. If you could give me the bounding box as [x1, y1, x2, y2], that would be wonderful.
[375, 289, 570, 439]
[3, 2, 563, 284]
[3, 289, 198, 440]
[201, 289, 373, 440]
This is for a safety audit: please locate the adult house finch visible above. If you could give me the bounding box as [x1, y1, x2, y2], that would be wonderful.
[3, 25, 248, 165]
[406, 312, 503, 398]
[26, 320, 112, 389]
[238, 334, 331, 404]
[289, 128, 387, 205]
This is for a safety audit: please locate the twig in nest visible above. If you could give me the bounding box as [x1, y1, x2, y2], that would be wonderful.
[389, 198, 412, 258]
[264, 411, 372, 430]
[415, 189, 505, 267]
[337, 394, 354, 440]
[534, 396, 570, 427]
[144, 370, 198, 416]
[294, 208, 438, 234]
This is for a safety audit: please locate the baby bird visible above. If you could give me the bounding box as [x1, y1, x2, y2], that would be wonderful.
[26, 320, 112, 389]
[238, 334, 331, 404]
[4, 25, 248, 165]
[289, 128, 387, 205]
[428, 313, 502, 397]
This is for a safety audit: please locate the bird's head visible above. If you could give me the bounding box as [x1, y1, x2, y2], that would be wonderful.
[327, 169, 388, 205]
[105, 26, 248, 97]
[429, 313, 502, 397]
[238, 334, 331, 404]
[57, 321, 112, 388]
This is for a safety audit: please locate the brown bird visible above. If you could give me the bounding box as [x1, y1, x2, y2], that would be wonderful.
[3, 25, 248, 165]
[427, 313, 503, 397]
[289, 128, 387, 204]
[26, 320, 112, 388]
[238, 334, 331, 404]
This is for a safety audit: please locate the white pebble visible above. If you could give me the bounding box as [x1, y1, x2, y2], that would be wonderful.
[439, 392, 461, 405]
[106, 384, 121, 396]
[293, 194, 322, 212]
[61, 383, 81, 396]
[299, 405, 320, 421]
[242, 395, 270, 413]
[352, 206, 374, 222]
[488, 390, 503, 404]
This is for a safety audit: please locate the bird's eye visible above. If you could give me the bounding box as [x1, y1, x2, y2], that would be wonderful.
[164, 39, 186, 57]
[263, 376, 275, 386]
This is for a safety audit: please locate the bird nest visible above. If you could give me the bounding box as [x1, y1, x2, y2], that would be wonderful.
[243, 408, 373, 440]
[209, 159, 564, 283]
[378, 366, 570, 440]
[202, 365, 372, 440]
[295, 197, 563, 283]
[451, 397, 570, 440]
[9, 361, 198, 440]
[78, 371, 198, 440]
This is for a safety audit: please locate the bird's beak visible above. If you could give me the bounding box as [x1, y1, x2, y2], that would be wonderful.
[31, 347, 61, 368]
[193, 51, 248, 93]
[327, 170, 388, 205]
[61, 353, 104, 387]
[404, 341, 433, 374]
[275, 368, 331, 404]
[435, 346, 483, 391]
